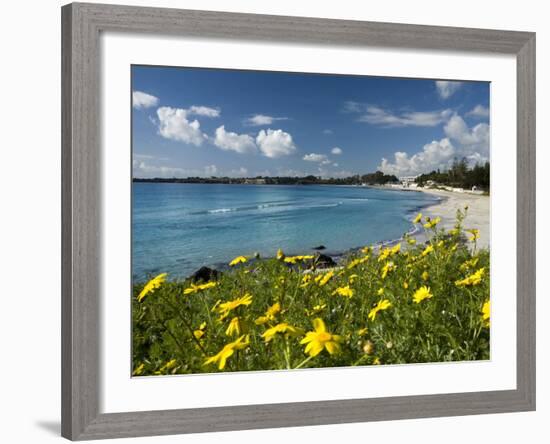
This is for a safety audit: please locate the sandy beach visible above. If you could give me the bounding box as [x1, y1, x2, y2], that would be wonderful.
[418, 189, 490, 249]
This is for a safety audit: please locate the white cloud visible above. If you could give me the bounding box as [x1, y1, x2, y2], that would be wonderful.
[332, 163, 339, 167]
[331, 147, 343, 155]
[156, 107, 206, 146]
[230, 167, 249, 177]
[342, 101, 363, 113]
[132, 91, 159, 109]
[133, 153, 156, 160]
[303, 153, 329, 163]
[254, 169, 273, 177]
[204, 164, 218, 175]
[133, 160, 193, 178]
[317, 168, 355, 179]
[323, 129, 333, 135]
[276, 168, 308, 177]
[358, 106, 452, 127]
[435, 81, 462, 99]
[444, 114, 489, 156]
[256, 129, 297, 158]
[378, 139, 456, 177]
[133, 161, 232, 178]
[213, 125, 257, 154]
[466, 104, 490, 118]
[378, 113, 489, 176]
[245, 114, 288, 126]
[188, 105, 220, 118]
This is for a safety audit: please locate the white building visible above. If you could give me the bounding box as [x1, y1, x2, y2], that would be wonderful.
[398, 175, 419, 187]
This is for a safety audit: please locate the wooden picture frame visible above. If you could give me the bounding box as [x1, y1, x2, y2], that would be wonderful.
[61, 2, 535, 440]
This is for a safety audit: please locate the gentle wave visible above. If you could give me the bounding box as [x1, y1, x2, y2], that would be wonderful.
[208, 208, 236, 214]
[199, 200, 349, 216]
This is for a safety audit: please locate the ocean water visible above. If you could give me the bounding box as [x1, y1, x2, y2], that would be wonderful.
[132, 183, 439, 281]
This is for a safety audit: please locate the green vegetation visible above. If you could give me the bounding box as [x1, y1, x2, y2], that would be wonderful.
[133, 171, 398, 186]
[132, 209, 490, 376]
[416, 158, 490, 190]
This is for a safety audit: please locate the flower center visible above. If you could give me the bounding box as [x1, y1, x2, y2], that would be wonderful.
[317, 332, 332, 342]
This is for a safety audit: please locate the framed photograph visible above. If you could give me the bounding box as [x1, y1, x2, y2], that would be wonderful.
[61, 2, 535, 440]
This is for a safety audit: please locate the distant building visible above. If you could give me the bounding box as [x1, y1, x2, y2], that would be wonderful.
[244, 178, 266, 185]
[398, 175, 419, 187]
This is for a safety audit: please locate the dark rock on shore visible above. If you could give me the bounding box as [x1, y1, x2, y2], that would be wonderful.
[190, 266, 221, 282]
[312, 245, 326, 250]
[314, 253, 337, 269]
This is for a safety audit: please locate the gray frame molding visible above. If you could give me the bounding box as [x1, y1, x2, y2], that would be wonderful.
[61, 2, 536, 440]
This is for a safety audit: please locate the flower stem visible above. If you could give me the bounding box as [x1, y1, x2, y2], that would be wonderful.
[294, 355, 314, 369]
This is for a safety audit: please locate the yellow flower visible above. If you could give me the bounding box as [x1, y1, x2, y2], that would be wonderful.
[229, 255, 248, 266]
[377, 243, 400, 261]
[225, 317, 243, 337]
[423, 216, 441, 229]
[421, 245, 434, 257]
[255, 302, 281, 325]
[421, 270, 429, 281]
[261, 322, 304, 342]
[361, 246, 371, 255]
[373, 357, 381, 365]
[403, 281, 409, 289]
[216, 293, 253, 320]
[194, 321, 206, 337]
[315, 270, 334, 286]
[211, 299, 222, 312]
[305, 303, 327, 316]
[333, 285, 354, 298]
[467, 228, 480, 241]
[299, 274, 313, 288]
[132, 363, 145, 376]
[363, 340, 375, 354]
[460, 257, 479, 271]
[413, 213, 423, 224]
[276, 248, 285, 260]
[284, 255, 314, 264]
[357, 327, 369, 336]
[407, 238, 417, 245]
[300, 318, 342, 357]
[377, 287, 385, 296]
[137, 273, 167, 302]
[349, 274, 359, 284]
[204, 336, 249, 370]
[368, 299, 392, 321]
[381, 261, 396, 279]
[183, 281, 217, 295]
[158, 359, 177, 373]
[455, 268, 486, 287]
[482, 300, 490, 327]
[449, 227, 460, 236]
[412, 286, 433, 304]
[378, 247, 391, 262]
[347, 257, 368, 269]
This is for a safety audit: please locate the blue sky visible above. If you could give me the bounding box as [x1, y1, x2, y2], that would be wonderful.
[132, 65, 490, 178]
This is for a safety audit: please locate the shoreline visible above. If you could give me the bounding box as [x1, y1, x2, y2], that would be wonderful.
[133, 186, 490, 282]
[364, 184, 490, 250]
[416, 188, 490, 250]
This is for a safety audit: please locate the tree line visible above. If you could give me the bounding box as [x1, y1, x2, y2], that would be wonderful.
[133, 171, 399, 186]
[415, 158, 490, 190]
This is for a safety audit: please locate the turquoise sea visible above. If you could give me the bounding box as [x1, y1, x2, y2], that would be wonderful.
[132, 183, 440, 280]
